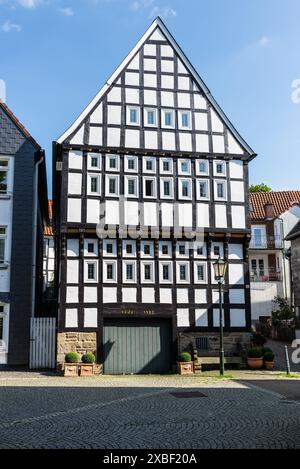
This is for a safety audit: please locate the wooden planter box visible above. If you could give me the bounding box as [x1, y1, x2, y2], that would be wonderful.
[177, 361, 194, 375]
[64, 363, 79, 377]
[79, 363, 94, 376]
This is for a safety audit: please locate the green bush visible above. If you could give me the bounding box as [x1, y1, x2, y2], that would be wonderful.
[272, 296, 294, 325]
[247, 348, 263, 358]
[81, 353, 96, 363]
[264, 351, 275, 362]
[179, 352, 192, 362]
[252, 333, 267, 346]
[262, 347, 273, 355]
[65, 352, 80, 363]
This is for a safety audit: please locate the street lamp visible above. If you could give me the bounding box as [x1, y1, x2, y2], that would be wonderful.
[213, 256, 228, 376]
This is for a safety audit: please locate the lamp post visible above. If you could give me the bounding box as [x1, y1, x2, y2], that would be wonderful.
[213, 256, 228, 376]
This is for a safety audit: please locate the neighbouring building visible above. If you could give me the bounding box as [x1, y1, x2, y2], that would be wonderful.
[43, 200, 56, 317]
[0, 100, 48, 365]
[249, 191, 300, 322]
[286, 220, 300, 338]
[53, 17, 256, 374]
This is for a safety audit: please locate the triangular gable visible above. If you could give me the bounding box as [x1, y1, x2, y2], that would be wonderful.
[57, 17, 255, 158]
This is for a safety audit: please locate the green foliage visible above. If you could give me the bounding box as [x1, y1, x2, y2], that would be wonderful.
[264, 351, 275, 362]
[81, 353, 96, 363]
[179, 352, 192, 362]
[272, 296, 294, 325]
[252, 333, 267, 346]
[247, 348, 263, 358]
[249, 183, 272, 193]
[65, 352, 80, 363]
[262, 347, 273, 355]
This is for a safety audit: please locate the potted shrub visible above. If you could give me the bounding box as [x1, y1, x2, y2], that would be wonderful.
[79, 353, 96, 376]
[64, 352, 80, 376]
[247, 348, 263, 369]
[252, 333, 267, 347]
[177, 352, 194, 375]
[264, 351, 275, 370]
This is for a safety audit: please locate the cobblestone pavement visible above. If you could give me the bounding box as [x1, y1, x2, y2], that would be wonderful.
[0, 373, 300, 449]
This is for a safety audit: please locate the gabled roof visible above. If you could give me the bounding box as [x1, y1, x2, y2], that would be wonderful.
[0, 100, 41, 150]
[56, 17, 256, 158]
[286, 220, 300, 241]
[44, 200, 54, 236]
[250, 191, 300, 220]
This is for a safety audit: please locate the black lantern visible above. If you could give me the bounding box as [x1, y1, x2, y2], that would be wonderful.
[213, 256, 227, 282]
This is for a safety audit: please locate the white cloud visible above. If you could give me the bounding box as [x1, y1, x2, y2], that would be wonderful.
[59, 7, 74, 16]
[130, 1, 176, 19]
[148, 6, 177, 18]
[258, 36, 270, 47]
[17, 0, 43, 8]
[1, 20, 21, 32]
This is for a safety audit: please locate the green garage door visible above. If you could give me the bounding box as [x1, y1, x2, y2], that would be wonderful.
[103, 318, 172, 374]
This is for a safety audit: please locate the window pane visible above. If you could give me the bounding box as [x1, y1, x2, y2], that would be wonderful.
[130, 109, 137, 123]
[126, 264, 133, 280]
[180, 265, 186, 280]
[147, 111, 155, 125]
[214, 246, 220, 256]
[106, 243, 113, 254]
[128, 179, 136, 195]
[0, 317, 3, 341]
[216, 163, 223, 174]
[91, 157, 98, 167]
[163, 161, 169, 171]
[179, 245, 185, 255]
[163, 181, 170, 196]
[181, 113, 189, 127]
[165, 112, 172, 126]
[91, 177, 98, 192]
[144, 264, 151, 280]
[0, 171, 8, 193]
[88, 264, 95, 280]
[107, 264, 113, 279]
[197, 265, 204, 281]
[199, 182, 207, 198]
[199, 162, 206, 173]
[88, 243, 94, 253]
[181, 162, 188, 172]
[128, 159, 135, 170]
[145, 180, 153, 196]
[146, 160, 153, 171]
[109, 178, 116, 194]
[162, 245, 169, 255]
[109, 158, 116, 169]
[254, 229, 262, 246]
[0, 239, 5, 262]
[163, 264, 169, 280]
[126, 244, 133, 254]
[217, 183, 224, 198]
[182, 181, 189, 197]
[144, 244, 151, 255]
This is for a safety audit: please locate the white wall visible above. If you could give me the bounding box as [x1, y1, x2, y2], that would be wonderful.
[251, 281, 284, 321]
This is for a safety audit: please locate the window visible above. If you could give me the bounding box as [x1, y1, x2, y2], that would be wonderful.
[123, 261, 136, 283]
[196, 160, 208, 176]
[85, 261, 97, 282]
[122, 240, 136, 257]
[125, 155, 138, 173]
[163, 264, 170, 280]
[88, 243, 94, 253]
[159, 241, 172, 258]
[144, 108, 156, 127]
[0, 160, 8, 194]
[103, 260, 117, 282]
[103, 240, 117, 257]
[254, 229, 262, 247]
[106, 155, 119, 172]
[214, 180, 226, 200]
[144, 178, 156, 198]
[194, 242, 207, 259]
[179, 179, 192, 199]
[162, 245, 169, 255]
[177, 242, 188, 258]
[214, 246, 220, 256]
[142, 262, 154, 282]
[88, 153, 101, 170]
[197, 180, 209, 200]
[126, 244, 133, 254]
[144, 245, 150, 255]
[179, 245, 185, 255]
[88, 263, 95, 280]
[160, 178, 174, 199]
[162, 109, 174, 128]
[90, 176, 99, 193]
[141, 241, 153, 258]
[143, 157, 156, 174]
[107, 243, 113, 254]
[126, 264, 133, 280]
[106, 175, 119, 196]
[211, 243, 223, 259]
[87, 174, 101, 195]
[180, 265, 187, 281]
[84, 239, 98, 256]
[159, 261, 172, 283]
[159, 158, 173, 174]
[127, 106, 140, 125]
[126, 176, 138, 197]
[0, 227, 6, 263]
[179, 111, 190, 129]
[214, 160, 226, 177]
[178, 159, 191, 175]
[0, 315, 3, 342]
[194, 262, 207, 283]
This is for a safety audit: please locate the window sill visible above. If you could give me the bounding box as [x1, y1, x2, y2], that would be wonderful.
[0, 263, 9, 270]
[0, 194, 11, 200]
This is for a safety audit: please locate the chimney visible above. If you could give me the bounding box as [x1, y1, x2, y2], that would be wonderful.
[0, 79, 6, 103]
[264, 203, 274, 219]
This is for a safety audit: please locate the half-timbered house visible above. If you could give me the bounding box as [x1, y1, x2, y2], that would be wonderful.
[53, 17, 256, 373]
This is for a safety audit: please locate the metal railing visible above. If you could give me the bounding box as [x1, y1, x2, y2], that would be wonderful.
[250, 235, 283, 249]
[250, 268, 282, 282]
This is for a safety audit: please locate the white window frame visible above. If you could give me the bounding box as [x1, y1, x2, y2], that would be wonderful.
[159, 157, 173, 175]
[251, 225, 267, 248]
[105, 174, 119, 197]
[105, 154, 120, 172]
[126, 106, 140, 126]
[144, 108, 157, 127]
[214, 180, 227, 201]
[122, 240, 136, 257]
[196, 159, 209, 176]
[178, 178, 192, 200]
[178, 110, 191, 130]
[84, 260, 98, 283]
[194, 262, 207, 284]
[0, 227, 7, 264]
[143, 177, 157, 199]
[196, 179, 210, 200]
[193, 241, 207, 259]
[0, 159, 9, 196]
[87, 173, 101, 196]
[176, 261, 190, 284]
[143, 157, 156, 174]
[103, 239, 117, 257]
[140, 241, 154, 258]
[84, 239, 98, 257]
[176, 241, 189, 258]
[124, 155, 138, 173]
[159, 261, 173, 284]
[161, 109, 175, 128]
[178, 159, 191, 176]
[160, 177, 174, 199]
[141, 260, 155, 283]
[211, 242, 224, 259]
[87, 153, 101, 171]
[125, 175, 139, 198]
[122, 260, 137, 284]
[103, 260, 117, 283]
[158, 240, 172, 258]
[213, 160, 226, 177]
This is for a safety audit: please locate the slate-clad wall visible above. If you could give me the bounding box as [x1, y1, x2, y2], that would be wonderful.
[0, 106, 25, 154]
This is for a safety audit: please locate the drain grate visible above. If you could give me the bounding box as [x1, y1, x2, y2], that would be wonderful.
[170, 391, 207, 398]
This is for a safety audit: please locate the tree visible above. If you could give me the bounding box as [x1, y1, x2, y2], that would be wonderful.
[249, 183, 272, 193]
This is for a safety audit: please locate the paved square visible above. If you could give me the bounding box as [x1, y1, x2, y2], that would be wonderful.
[0, 373, 299, 449]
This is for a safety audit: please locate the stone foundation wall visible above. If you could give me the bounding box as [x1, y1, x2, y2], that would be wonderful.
[178, 332, 251, 356]
[57, 332, 97, 365]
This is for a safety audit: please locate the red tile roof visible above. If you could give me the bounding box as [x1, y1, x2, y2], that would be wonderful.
[250, 191, 300, 220]
[0, 100, 41, 150]
[44, 200, 54, 236]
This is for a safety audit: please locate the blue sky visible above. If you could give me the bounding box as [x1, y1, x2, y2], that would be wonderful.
[0, 0, 300, 196]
